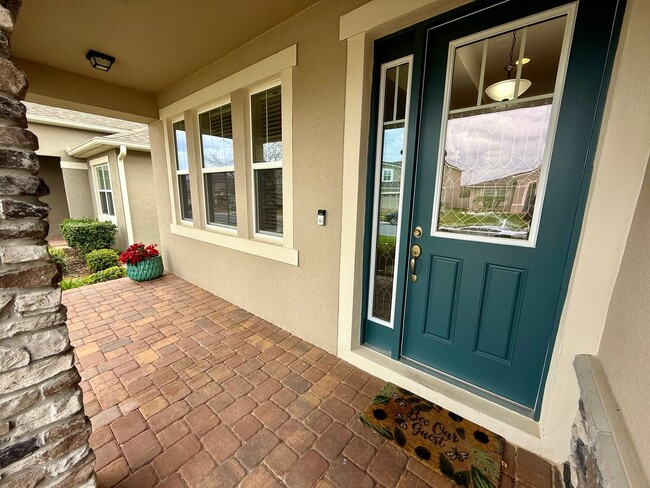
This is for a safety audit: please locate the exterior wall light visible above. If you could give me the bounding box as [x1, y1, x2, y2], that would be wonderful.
[85, 50, 115, 72]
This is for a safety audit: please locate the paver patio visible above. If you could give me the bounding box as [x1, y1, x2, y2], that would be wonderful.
[64, 274, 562, 487]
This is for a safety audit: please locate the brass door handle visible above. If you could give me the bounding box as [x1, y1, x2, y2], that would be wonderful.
[410, 245, 421, 282]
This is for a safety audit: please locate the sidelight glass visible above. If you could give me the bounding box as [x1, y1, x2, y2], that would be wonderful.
[369, 59, 411, 325]
[436, 15, 568, 242]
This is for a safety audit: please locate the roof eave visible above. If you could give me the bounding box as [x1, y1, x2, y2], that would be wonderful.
[66, 138, 150, 158]
[27, 113, 132, 134]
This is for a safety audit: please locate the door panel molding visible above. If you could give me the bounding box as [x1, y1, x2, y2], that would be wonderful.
[422, 255, 463, 343]
[473, 263, 527, 364]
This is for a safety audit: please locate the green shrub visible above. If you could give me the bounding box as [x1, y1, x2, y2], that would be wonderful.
[86, 249, 119, 273]
[99, 266, 126, 281]
[60, 218, 117, 255]
[48, 247, 68, 274]
[60, 266, 126, 291]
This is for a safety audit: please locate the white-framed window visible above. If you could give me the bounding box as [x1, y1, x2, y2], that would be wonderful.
[159, 45, 297, 266]
[95, 163, 115, 216]
[251, 84, 283, 237]
[382, 168, 394, 182]
[173, 119, 193, 221]
[90, 156, 117, 223]
[199, 103, 237, 228]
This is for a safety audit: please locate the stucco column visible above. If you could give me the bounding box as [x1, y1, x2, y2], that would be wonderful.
[0, 1, 96, 486]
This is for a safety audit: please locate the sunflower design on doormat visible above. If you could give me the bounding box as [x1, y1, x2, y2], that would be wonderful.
[360, 383, 504, 487]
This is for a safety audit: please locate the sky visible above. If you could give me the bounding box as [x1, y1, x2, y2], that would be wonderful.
[444, 104, 551, 185]
[381, 104, 552, 186]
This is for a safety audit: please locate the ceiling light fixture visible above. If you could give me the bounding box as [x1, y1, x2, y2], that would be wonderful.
[85, 49, 115, 72]
[485, 31, 531, 102]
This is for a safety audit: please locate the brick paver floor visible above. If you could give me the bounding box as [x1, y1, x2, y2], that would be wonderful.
[64, 274, 563, 487]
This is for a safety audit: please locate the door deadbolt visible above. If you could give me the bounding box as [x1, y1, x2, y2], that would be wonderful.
[413, 226, 423, 238]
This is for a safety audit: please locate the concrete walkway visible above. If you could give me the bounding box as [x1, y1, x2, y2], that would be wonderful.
[64, 274, 560, 487]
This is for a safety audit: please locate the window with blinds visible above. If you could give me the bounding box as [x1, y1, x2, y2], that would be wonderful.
[199, 104, 237, 227]
[173, 120, 193, 221]
[251, 85, 283, 236]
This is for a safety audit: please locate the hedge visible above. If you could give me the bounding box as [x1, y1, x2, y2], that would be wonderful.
[48, 247, 68, 275]
[86, 249, 120, 273]
[59, 266, 126, 291]
[60, 218, 118, 255]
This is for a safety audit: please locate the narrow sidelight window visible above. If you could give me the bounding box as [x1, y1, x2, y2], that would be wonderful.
[199, 104, 237, 227]
[368, 58, 412, 326]
[173, 120, 193, 221]
[251, 85, 283, 236]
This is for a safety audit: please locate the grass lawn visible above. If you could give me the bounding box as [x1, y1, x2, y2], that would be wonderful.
[439, 209, 529, 230]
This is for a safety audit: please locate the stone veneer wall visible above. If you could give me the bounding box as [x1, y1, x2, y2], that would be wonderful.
[566, 355, 636, 488]
[567, 399, 602, 488]
[0, 1, 96, 486]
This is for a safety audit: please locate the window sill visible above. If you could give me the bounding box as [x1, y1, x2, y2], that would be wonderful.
[170, 223, 298, 266]
[98, 214, 117, 225]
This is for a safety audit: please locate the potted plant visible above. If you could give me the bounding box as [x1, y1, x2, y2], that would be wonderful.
[119, 243, 164, 282]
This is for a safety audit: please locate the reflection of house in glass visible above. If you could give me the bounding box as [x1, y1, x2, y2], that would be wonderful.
[465, 167, 539, 216]
[379, 160, 402, 217]
[440, 162, 539, 216]
[439, 160, 540, 239]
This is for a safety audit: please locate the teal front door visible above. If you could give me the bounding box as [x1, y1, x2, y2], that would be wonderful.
[363, 0, 624, 416]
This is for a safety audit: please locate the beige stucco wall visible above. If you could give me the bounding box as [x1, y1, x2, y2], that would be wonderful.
[598, 164, 650, 481]
[87, 149, 129, 250]
[38, 155, 69, 238]
[61, 167, 94, 220]
[123, 151, 160, 245]
[28, 122, 105, 162]
[151, 0, 368, 352]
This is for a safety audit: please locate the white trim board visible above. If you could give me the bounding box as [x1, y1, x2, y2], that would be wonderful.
[170, 223, 298, 266]
[60, 161, 87, 170]
[159, 45, 297, 120]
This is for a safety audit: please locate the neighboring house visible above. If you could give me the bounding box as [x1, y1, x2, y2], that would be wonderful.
[465, 167, 540, 214]
[439, 161, 465, 210]
[26, 103, 160, 249]
[378, 161, 401, 213]
[10, 0, 650, 483]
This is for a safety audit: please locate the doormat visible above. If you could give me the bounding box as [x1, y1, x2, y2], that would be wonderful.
[360, 383, 504, 488]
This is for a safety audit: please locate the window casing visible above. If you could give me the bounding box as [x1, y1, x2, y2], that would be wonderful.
[94, 163, 116, 218]
[251, 85, 283, 237]
[160, 45, 297, 265]
[173, 120, 193, 221]
[199, 103, 237, 228]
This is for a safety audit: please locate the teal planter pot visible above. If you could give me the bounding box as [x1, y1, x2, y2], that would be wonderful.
[126, 255, 164, 282]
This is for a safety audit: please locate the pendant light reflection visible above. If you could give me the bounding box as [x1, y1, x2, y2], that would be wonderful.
[485, 31, 531, 102]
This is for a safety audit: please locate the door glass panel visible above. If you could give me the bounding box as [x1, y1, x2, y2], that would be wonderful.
[436, 15, 567, 242]
[369, 59, 411, 325]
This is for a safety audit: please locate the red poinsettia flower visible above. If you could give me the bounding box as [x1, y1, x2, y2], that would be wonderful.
[119, 243, 159, 266]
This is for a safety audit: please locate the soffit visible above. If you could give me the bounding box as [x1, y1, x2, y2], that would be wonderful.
[12, 0, 319, 94]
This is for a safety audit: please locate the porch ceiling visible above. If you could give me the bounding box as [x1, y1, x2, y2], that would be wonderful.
[12, 0, 319, 94]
